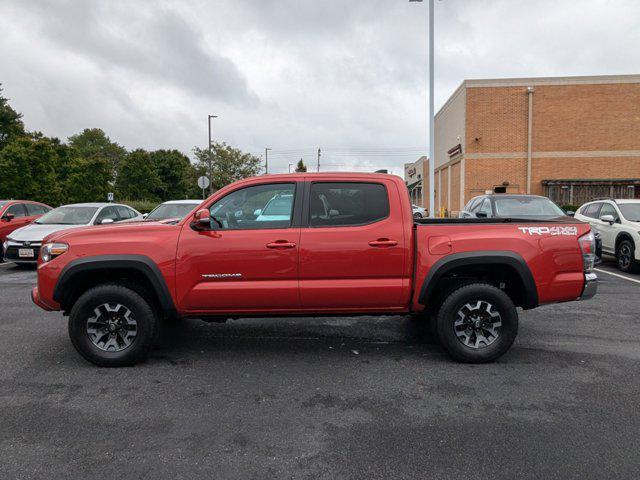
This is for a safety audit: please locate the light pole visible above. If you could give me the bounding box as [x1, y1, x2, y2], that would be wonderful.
[265, 147, 272, 174]
[208, 114, 218, 194]
[410, 0, 435, 218]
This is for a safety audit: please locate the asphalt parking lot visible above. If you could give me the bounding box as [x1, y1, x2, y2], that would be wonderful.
[1, 260, 639, 479]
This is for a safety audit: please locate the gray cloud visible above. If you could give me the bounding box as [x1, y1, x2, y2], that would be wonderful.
[1, 0, 639, 175]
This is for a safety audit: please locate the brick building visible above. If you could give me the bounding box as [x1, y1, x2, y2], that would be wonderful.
[404, 156, 427, 207]
[425, 74, 640, 216]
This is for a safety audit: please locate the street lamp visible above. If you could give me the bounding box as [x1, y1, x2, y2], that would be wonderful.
[208, 114, 218, 194]
[410, 0, 435, 218]
[265, 147, 272, 174]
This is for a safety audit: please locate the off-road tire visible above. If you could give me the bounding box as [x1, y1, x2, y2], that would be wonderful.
[435, 283, 518, 363]
[68, 284, 158, 367]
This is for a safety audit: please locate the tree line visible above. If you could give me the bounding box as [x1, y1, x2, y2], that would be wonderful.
[0, 84, 262, 207]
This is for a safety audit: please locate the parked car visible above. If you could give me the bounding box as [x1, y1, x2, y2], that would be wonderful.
[460, 194, 567, 219]
[0, 200, 52, 261]
[32, 173, 597, 367]
[3, 203, 142, 264]
[144, 200, 201, 221]
[574, 198, 640, 272]
[412, 204, 427, 219]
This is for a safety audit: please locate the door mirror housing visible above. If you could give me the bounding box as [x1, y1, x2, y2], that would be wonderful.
[253, 209, 262, 216]
[476, 211, 488, 218]
[565, 210, 575, 217]
[2, 213, 15, 222]
[600, 214, 615, 225]
[99, 218, 115, 225]
[191, 208, 211, 230]
[142, 213, 148, 219]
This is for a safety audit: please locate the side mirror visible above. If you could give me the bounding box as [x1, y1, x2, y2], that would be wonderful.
[2, 213, 14, 222]
[328, 209, 339, 217]
[142, 213, 148, 219]
[476, 211, 488, 218]
[191, 208, 211, 230]
[565, 210, 575, 217]
[600, 214, 615, 225]
[100, 218, 115, 224]
[253, 209, 262, 216]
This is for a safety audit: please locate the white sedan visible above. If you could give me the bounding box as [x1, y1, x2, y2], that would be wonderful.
[3, 203, 142, 264]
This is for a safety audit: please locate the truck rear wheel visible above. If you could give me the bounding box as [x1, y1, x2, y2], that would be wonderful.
[68, 284, 158, 367]
[435, 283, 518, 363]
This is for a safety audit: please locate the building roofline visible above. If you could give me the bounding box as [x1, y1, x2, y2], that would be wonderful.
[465, 73, 640, 88]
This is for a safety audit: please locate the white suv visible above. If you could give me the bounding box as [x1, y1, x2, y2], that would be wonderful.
[574, 199, 640, 272]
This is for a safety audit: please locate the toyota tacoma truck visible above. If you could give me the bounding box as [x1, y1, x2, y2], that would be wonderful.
[31, 173, 597, 367]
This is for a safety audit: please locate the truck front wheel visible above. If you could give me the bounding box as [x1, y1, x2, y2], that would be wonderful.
[68, 284, 158, 367]
[435, 283, 518, 363]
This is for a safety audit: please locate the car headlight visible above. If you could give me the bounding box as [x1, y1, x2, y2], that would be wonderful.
[40, 242, 68, 263]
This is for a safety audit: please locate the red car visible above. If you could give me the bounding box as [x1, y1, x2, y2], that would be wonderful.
[32, 173, 597, 366]
[1, 200, 52, 261]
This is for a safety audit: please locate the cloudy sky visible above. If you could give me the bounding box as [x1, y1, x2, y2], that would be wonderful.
[1, 0, 639, 174]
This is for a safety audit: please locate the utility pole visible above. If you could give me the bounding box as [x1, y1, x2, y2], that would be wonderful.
[410, 0, 435, 218]
[208, 114, 217, 194]
[265, 147, 272, 174]
[317, 148, 321, 172]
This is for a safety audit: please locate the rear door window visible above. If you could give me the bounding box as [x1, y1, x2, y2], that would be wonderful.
[308, 182, 389, 227]
[25, 203, 48, 216]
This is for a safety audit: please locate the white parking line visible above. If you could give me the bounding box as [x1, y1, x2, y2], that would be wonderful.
[595, 268, 640, 285]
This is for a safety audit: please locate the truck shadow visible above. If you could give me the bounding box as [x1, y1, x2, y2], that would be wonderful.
[153, 315, 442, 360]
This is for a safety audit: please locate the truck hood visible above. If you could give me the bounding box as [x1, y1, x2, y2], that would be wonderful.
[45, 220, 176, 243]
[7, 223, 88, 243]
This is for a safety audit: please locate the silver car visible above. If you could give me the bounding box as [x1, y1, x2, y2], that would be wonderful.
[3, 203, 142, 264]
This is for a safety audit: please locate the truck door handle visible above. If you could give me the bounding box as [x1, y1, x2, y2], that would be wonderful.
[266, 240, 297, 249]
[368, 238, 398, 248]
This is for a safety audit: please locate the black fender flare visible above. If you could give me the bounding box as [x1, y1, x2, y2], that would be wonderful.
[417, 251, 539, 309]
[53, 254, 177, 316]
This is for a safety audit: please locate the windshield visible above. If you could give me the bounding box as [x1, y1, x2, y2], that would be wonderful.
[146, 203, 199, 221]
[493, 197, 565, 217]
[618, 204, 640, 222]
[36, 206, 98, 225]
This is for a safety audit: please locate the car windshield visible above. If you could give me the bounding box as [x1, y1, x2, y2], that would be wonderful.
[493, 197, 565, 217]
[618, 204, 640, 222]
[35, 206, 98, 225]
[146, 203, 199, 221]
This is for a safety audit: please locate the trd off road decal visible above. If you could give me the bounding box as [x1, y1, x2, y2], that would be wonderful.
[518, 226, 578, 236]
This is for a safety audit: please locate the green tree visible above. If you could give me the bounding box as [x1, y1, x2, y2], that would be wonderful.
[295, 158, 307, 172]
[0, 134, 63, 205]
[150, 149, 197, 200]
[0, 84, 25, 150]
[68, 128, 126, 180]
[193, 142, 261, 192]
[116, 149, 161, 201]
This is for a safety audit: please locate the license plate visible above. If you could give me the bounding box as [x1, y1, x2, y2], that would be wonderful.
[18, 248, 35, 258]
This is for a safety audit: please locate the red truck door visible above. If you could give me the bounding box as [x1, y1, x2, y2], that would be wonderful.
[175, 181, 303, 313]
[298, 179, 408, 311]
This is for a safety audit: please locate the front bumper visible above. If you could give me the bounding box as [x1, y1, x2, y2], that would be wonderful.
[31, 287, 56, 311]
[579, 272, 598, 300]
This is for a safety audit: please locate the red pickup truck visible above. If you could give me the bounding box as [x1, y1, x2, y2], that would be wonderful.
[32, 173, 597, 367]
